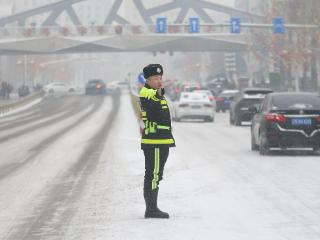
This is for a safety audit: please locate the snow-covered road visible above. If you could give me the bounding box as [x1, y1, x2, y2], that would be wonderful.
[1, 93, 320, 240]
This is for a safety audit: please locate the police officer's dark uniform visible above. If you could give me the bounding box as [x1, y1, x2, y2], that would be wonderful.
[140, 64, 175, 219]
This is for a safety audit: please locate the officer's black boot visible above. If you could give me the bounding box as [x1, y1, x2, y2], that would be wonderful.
[144, 189, 169, 219]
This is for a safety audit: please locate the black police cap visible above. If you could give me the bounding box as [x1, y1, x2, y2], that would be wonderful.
[143, 64, 163, 79]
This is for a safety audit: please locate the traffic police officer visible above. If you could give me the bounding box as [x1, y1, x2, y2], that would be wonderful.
[140, 64, 175, 219]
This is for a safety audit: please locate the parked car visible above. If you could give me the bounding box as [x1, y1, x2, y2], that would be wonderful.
[173, 92, 215, 122]
[85, 79, 107, 95]
[18, 85, 30, 97]
[215, 89, 239, 112]
[230, 88, 273, 126]
[43, 82, 75, 95]
[251, 92, 320, 155]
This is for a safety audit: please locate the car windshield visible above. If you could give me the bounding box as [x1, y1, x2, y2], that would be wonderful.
[89, 80, 102, 84]
[221, 92, 238, 98]
[180, 93, 209, 102]
[195, 91, 212, 96]
[239, 98, 263, 107]
[272, 95, 320, 109]
[53, 83, 65, 86]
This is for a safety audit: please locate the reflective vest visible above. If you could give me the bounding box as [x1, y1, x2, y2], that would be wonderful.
[139, 84, 176, 149]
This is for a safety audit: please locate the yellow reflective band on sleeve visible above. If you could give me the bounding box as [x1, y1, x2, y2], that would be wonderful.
[141, 112, 147, 117]
[144, 121, 149, 135]
[149, 122, 156, 133]
[142, 139, 174, 144]
[162, 106, 168, 109]
[160, 100, 167, 105]
[157, 125, 170, 130]
[152, 148, 160, 190]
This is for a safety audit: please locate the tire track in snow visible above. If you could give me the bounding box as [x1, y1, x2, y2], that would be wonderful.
[0, 96, 97, 143]
[6, 94, 120, 240]
[0, 96, 105, 182]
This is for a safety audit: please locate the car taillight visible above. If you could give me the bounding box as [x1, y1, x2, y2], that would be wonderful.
[204, 104, 213, 108]
[179, 103, 189, 107]
[209, 96, 214, 101]
[264, 113, 286, 123]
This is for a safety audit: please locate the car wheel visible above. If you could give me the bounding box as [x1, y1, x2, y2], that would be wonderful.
[206, 117, 214, 122]
[229, 115, 234, 125]
[313, 147, 320, 155]
[235, 116, 242, 126]
[259, 133, 270, 155]
[251, 131, 259, 151]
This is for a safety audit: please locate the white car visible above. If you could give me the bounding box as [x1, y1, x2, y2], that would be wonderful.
[194, 89, 216, 110]
[173, 92, 215, 122]
[43, 82, 75, 95]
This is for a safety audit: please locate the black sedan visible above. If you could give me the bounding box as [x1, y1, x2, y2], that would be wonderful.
[85, 79, 107, 95]
[230, 88, 273, 126]
[251, 92, 320, 155]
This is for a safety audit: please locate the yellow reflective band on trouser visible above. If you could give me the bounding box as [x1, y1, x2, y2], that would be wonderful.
[141, 112, 147, 117]
[142, 139, 174, 144]
[152, 148, 160, 190]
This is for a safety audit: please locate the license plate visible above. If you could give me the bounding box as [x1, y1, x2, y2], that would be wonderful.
[291, 118, 312, 126]
[191, 105, 201, 109]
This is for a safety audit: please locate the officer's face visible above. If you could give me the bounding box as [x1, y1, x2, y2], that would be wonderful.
[147, 75, 162, 89]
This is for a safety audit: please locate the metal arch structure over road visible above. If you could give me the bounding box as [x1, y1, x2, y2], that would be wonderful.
[0, 0, 264, 55]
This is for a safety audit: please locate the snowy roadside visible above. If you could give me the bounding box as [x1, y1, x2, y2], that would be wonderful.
[0, 97, 112, 239]
[0, 96, 43, 118]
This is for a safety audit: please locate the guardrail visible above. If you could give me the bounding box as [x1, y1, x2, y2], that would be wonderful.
[0, 90, 44, 116]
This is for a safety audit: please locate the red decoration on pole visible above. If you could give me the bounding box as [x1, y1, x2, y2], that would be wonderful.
[61, 27, 70, 36]
[97, 26, 105, 34]
[41, 28, 50, 37]
[115, 25, 123, 35]
[132, 25, 142, 34]
[78, 26, 87, 35]
[168, 25, 180, 33]
[24, 28, 33, 37]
